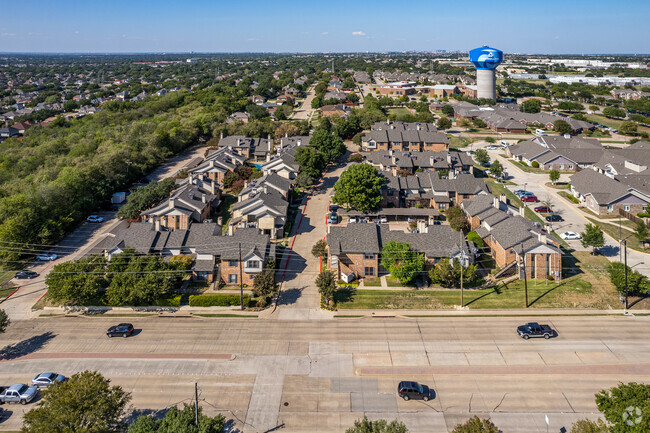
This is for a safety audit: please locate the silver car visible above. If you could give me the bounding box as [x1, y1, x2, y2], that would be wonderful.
[0, 383, 38, 404]
[32, 372, 67, 388]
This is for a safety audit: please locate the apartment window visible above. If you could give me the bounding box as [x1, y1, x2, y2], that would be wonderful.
[559, 164, 564, 170]
[364, 267, 375, 276]
[462, 194, 470, 199]
[246, 260, 260, 269]
[228, 260, 238, 267]
[363, 253, 375, 259]
[624, 205, 630, 212]
[608, 205, 613, 212]
[568, 164, 574, 169]
[228, 274, 237, 284]
[331, 256, 338, 266]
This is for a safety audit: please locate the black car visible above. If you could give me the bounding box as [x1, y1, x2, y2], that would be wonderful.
[15, 271, 39, 279]
[517, 322, 555, 339]
[107, 323, 134, 338]
[397, 381, 433, 401]
[328, 204, 340, 212]
[545, 214, 563, 222]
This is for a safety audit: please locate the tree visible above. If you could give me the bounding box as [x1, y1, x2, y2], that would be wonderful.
[446, 206, 470, 232]
[474, 149, 490, 165]
[554, 119, 573, 134]
[45, 255, 108, 305]
[451, 416, 499, 433]
[484, 136, 496, 144]
[429, 258, 477, 288]
[310, 129, 346, 162]
[0, 309, 9, 334]
[381, 241, 425, 285]
[472, 118, 486, 128]
[333, 164, 385, 212]
[441, 105, 454, 117]
[437, 116, 452, 130]
[295, 146, 326, 178]
[312, 239, 327, 258]
[635, 221, 650, 242]
[295, 171, 314, 189]
[549, 169, 560, 185]
[521, 99, 541, 113]
[116, 179, 177, 220]
[580, 223, 605, 255]
[345, 417, 408, 433]
[569, 419, 608, 433]
[128, 403, 225, 433]
[348, 153, 363, 163]
[595, 382, 650, 433]
[620, 121, 638, 135]
[602, 106, 626, 119]
[490, 160, 503, 177]
[252, 270, 278, 299]
[316, 270, 337, 304]
[607, 262, 649, 295]
[22, 370, 131, 433]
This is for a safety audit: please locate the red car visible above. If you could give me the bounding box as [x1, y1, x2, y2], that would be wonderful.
[534, 206, 551, 213]
[521, 195, 538, 202]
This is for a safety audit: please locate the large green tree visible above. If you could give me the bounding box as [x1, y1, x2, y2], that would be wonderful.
[252, 270, 278, 299]
[294, 146, 326, 178]
[553, 119, 572, 134]
[429, 258, 477, 288]
[437, 116, 452, 130]
[345, 417, 408, 433]
[521, 99, 541, 113]
[116, 178, 177, 220]
[595, 382, 650, 433]
[451, 416, 499, 433]
[549, 169, 560, 185]
[446, 206, 470, 232]
[310, 129, 346, 162]
[380, 241, 425, 285]
[580, 224, 605, 255]
[316, 270, 337, 304]
[22, 371, 131, 433]
[0, 309, 9, 334]
[333, 164, 385, 212]
[490, 160, 504, 177]
[474, 149, 490, 165]
[45, 255, 108, 305]
[128, 404, 225, 433]
[607, 262, 649, 295]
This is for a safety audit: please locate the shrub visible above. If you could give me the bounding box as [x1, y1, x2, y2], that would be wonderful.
[348, 153, 363, 163]
[188, 294, 250, 307]
[466, 231, 485, 248]
[637, 213, 650, 218]
[153, 294, 182, 307]
[531, 161, 539, 168]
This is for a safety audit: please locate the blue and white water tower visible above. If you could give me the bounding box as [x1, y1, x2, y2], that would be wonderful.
[469, 46, 503, 100]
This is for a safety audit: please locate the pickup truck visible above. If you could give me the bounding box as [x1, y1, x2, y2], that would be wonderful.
[517, 322, 555, 339]
[0, 383, 38, 404]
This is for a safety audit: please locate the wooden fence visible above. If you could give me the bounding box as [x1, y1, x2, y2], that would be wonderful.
[618, 209, 650, 228]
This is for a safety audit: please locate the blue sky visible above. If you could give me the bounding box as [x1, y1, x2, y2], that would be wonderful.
[1, 0, 648, 54]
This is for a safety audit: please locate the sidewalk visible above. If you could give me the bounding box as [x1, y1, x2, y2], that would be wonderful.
[334, 307, 650, 317]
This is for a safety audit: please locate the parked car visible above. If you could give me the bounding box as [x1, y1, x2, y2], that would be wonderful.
[521, 195, 538, 202]
[397, 381, 433, 401]
[517, 322, 555, 339]
[328, 205, 339, 212]
[327, 214, 338, 224]
[485, 145, 499, 150]
[513, 189, 526, 196]
[0, 384, 38, 404]
[86, 215, 104, 223]
[349, 217, 358, 223]
[432, 220, 442, 225]
[560, 231, 581, 240]
[15, 271, 39, 279]
[379, 216, 388, 223]
[545, 214, 563, 222]
[36, 253, 57, 261]
[534, 206, 551, 213]
[107, 323, 134, 338]
[481, 162, 491, 167]
[31, 372, 67, 388]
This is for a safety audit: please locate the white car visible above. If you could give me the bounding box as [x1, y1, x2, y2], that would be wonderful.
[560, 231, 582, 240]
[86, 215, 104, 223]
[36, 253, 58, 261]
[485, 145, 500, 150]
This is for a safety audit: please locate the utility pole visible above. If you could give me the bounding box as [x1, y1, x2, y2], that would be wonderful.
[623, 239, 627, 311]
[194, 382, 199, 426]
[521, 247, 529, 308]
[460, 230, 464, 307]
[239, 243, 244, 310]
[619, 216, 622, 262]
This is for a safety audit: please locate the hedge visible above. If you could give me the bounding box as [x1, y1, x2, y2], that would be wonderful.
[153, 294, 182, 307]
[189, 293, 249, 307]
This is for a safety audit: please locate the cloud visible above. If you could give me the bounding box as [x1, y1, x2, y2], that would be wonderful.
[322, 32, 329, 35]
[247, 37, 259, 41]
[2, 32, 16, 37]
[352, 31, 366, 36]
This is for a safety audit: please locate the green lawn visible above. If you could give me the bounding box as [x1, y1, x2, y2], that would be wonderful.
[387, 108, 412, 118]
[558, 191, 580, 204]
[586, 114, 650, 134]
[363, 278, 382, 287]
[485, 180, 544, 225]
[586, 217, 645, 252]
[215, 194, 237, 235]
[0, 285, 16, 298]
[448, 135, 473, 149]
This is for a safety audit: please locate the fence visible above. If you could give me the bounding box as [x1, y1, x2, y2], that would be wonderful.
[618, 209, 650, 228]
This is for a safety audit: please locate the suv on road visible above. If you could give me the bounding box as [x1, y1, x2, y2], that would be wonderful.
[517, 322, 555, 339]
[0, 384, 38, 404]
[397, 381, 433, 401]
[15, 271, 39, 279]
[107, 323, 134, 338]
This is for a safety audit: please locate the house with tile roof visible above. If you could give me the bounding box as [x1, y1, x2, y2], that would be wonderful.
[229, 184, 289, 239]
[218, 135, 273, 160]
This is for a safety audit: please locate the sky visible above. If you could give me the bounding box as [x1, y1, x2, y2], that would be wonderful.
[1, 0, 648, 54]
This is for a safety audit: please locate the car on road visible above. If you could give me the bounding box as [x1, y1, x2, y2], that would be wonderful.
[559, 231, 581, 240]
[86, 215, 104, 223]
[15, 271, 39, 279]
[485, 145, 499, 150]
[397, 381, 433, 401]
[31, 372, 67, 388]
[534, 206, 551, 213]
[107, 323, 134, 338]
[0, 384, 38, 404]
[517, 322, 555, 339]
[36, 253, 57, 261]
[545, 214, 563, 222]
[521, 195, 538, 202]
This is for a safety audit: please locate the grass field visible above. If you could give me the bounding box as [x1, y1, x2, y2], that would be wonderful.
[586, 217, 645, 252]
[586, 114, 650, 135]
[335, 251, 624, 310]
[387, 108, 412, 118]
[485, 179, 544, 225]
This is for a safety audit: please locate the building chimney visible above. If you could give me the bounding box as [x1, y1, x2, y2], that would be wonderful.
[202, 193, 207, 203]
[217, 216, 223, 226]
[267, 134, 271, 141]
[493, 196, 499, 209]
[297, 139, 302, 146]
[209, 160, 215, 168]
[228, 224, 233, 236]
[188, 173, 193, 183]
[285, 132, 288, 137]
[538, 231, 547, 244]
[210, 181, 217, 195]
[236, 138, 241, 146]
[519, 206, 526, 218]
[220, 131, 224, 140]
[417, 220, 427, 233]
[264, 185, 268, 194]
[499, 193, 507, 204]
[154, 219, 160, 231]
[266, 153, 271, 162]
[244, 180, 249, 189]
[168, 198, 175, 209]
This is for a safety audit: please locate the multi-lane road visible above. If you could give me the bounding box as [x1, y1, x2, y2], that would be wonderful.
[1, 315, 649, 432]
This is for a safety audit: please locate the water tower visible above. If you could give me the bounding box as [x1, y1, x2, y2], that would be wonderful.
[469, 46, 503, 100]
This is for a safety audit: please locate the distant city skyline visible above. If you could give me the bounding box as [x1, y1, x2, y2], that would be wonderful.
[1, 0, 648, 55]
